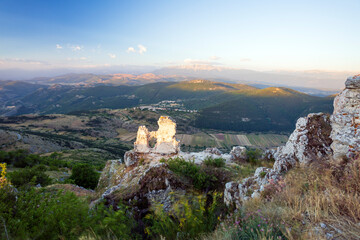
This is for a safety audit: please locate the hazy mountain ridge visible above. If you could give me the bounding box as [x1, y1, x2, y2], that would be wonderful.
[30, 73, 190, 86]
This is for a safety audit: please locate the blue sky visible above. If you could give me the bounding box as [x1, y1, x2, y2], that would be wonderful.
[0, 0, 359, 71]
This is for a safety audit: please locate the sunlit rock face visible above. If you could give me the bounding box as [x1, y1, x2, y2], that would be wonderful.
[124, 116, 180, 167]
[330, 74, 360, 160]
[152, 116, 179, 154]
[134, 126, 150, 153]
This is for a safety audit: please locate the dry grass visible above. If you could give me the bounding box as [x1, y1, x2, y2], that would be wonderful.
[254, 155, 360, 239]
[205, 154, 360, 240]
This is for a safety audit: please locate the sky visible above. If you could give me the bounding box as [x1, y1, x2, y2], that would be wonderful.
[0, 0, 359, 73]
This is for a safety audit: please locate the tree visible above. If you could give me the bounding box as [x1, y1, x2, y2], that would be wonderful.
[70, 164, 100, 189]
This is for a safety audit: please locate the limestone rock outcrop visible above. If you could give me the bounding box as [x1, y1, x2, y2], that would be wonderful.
[330, 75, 360, 160]
[124, 116, 180, 167]
[224, 113, 333, 208]
[225, 75, 360, 208]
[229, 146, 247, 162]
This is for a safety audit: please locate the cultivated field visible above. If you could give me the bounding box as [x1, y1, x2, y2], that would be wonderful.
[176, 133, 288, 150]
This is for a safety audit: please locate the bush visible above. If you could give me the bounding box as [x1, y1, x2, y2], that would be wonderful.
[8, 166, 52, 187]
[0, 187, 139, 240]
[166, 157, 216, 190]
[144, 192, 223, 239]
[210, 209, 287, 240]
[87, 203, 139, 239]
[203, 157, 225, 168]
[246, 149, 262, 165]
[69, 163, 100, 189]
[0, 188, 90, 240]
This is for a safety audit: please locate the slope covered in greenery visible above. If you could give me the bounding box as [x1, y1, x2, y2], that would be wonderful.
[9, 80, 334, 132]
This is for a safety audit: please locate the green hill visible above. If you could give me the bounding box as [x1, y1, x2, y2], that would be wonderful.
[10, 80, 334, 132]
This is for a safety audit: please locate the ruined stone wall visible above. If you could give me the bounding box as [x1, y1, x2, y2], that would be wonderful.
[330, 75, 360, 160]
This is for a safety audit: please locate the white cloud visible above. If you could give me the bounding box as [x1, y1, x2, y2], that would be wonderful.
[56, 44, 63, 49]
[126, 45, 147, 54]
[70, 45, 83, 51]
[79, 57, 87, 60]
[138, 44, 147, 54]
[108, 53, 116, 59]
[210, 56, 221, 60]
[126, 47, 136, 53]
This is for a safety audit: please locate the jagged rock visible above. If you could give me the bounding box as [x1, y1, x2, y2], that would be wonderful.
[331, 75, 360, 160]
[152, 116, 180, 154]
[230, 146, 247, 162]
[204, 147, 223, 155]
[224, 75, 360, 208]
[134, 126, 151, 153]
[273, 113, 332, 172]
[224, 113, 333, 208]
[345, 74, 360, 89]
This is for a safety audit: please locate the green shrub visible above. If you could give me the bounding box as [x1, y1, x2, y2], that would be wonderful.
[166, 157, 216, 190]
[259, 171, 267, 178]
[203, 157, 225, 168]
[246, 149, 263, 165]
[0, 187, 90, 240]
[0, 187, 138, 240]
[8, 166, 52, 187]
[69, 163, 100, 189]
[88, 203, 139, 239]
[144, 192, 223, 239]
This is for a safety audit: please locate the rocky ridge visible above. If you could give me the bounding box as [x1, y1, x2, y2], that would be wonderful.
[224, 75, 360, 208]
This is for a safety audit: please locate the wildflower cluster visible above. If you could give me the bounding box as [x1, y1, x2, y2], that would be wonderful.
[220, 209, 287, 239]
[0, 163, 9, 188]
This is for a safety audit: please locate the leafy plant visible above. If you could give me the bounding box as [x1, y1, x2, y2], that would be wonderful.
[203, 157, 225, 168]
[246, 148, 263, 165]
[144, 192, 223, 239]
[87, 203, 139, 240]
[0, 188, 90, 240]
[8, 165, 52, 187]
[69, 163, 100, 189]
[166, 157, 216, 190]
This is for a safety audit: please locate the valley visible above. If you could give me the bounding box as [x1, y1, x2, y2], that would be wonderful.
[0, 78, 334, 133]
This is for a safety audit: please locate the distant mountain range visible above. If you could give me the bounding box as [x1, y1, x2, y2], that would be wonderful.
[0, 79, 334, 132]
[0, 64, 352, 92]
[19, 70, 340, 97]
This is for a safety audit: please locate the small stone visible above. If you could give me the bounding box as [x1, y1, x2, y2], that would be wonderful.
[320, 222, 327, 229]
[326, 233, 334, 239]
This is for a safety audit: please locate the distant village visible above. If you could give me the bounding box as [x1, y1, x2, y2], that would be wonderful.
[134, 100, 198, 113]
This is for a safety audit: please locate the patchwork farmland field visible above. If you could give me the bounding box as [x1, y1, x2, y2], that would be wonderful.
[176, 133, 288, 150]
